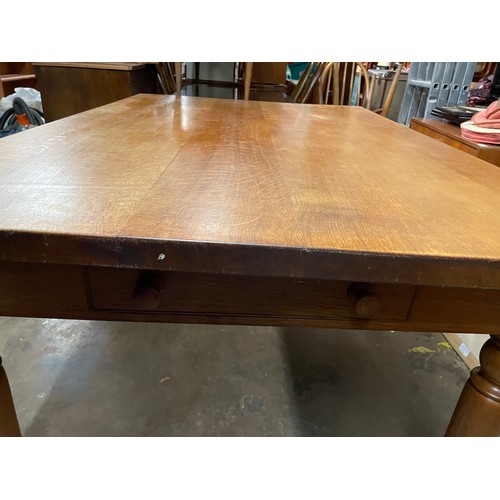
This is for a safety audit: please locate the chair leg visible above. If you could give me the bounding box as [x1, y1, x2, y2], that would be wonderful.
[0, 355, 21, 436]
[446, 334, 500, 436]
[380, 65, 403, 117]
[243, 62, 253, 100]
[174, 62, 182, 96]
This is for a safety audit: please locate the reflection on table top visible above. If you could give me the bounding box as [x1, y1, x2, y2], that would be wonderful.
[1, 94, 500, 288]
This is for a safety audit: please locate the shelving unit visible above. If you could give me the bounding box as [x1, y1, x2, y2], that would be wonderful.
[0, 62, 37, 98]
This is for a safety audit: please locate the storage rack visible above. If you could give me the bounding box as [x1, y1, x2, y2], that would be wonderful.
[397, 62, 476, 126]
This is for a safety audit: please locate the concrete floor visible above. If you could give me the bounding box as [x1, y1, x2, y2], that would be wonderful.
[0, 317, 469, 436]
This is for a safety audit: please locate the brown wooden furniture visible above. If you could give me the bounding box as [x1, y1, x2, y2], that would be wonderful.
[0, 62, 37, 98]
[473, 62, 497, 81]
[1, 95, 500, 436]
[243, 62, 253, 101]
[155, 62, 178, 94]
[290, 62, 401, 113]
[319, 62, 403, 118]
[319, 62, 370, 106]
[170, 63, 253, 100]
[250, 62, 287, 86]
[371, 64, 404, 118]
[32, 62, 157, 122]
[289, 62, 327, 103]
[410, 117, 500, 167]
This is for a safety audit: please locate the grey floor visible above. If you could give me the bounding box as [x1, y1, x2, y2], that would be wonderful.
[0, 317, 469, 436]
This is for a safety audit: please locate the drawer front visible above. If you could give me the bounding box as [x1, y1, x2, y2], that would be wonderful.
[88, 268, 415, 322]
[411, 122, 477, 156]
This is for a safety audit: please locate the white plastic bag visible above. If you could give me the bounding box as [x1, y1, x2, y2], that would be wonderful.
[0, 87, 43, 113]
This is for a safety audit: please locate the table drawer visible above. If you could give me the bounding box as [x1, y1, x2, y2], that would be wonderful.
[88, 268, 415, 322]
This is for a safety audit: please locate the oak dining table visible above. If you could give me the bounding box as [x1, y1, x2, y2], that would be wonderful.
[0, 94, 499, 436]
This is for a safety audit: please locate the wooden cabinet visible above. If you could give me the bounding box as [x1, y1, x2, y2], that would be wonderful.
[33, 62, 157, 122]
[0, 62, 37, 98]
[410, 117, 500, 168]
[251, 62, 288, 85]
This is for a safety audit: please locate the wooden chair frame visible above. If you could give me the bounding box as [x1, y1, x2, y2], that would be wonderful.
[318, 62, 371, 106]
[157, 63, 254, 100]
[318, 62, 403, 118]
[290, 62, 328, 104]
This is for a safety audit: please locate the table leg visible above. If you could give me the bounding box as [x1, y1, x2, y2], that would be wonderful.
[0, 355, 21, 436]
[446, 334, 500, 436]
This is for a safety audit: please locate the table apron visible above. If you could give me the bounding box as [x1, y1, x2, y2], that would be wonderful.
[0, 262, 499, 334]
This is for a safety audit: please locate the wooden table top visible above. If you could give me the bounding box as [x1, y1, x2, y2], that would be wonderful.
[1, 94, 500, 288]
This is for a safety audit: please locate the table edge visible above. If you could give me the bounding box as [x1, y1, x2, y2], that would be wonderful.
[1, 231, 499, 289]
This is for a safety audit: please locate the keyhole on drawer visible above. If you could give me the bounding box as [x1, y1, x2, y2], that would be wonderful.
[132, 273, 165, 310]
[348, 283, 382, 318]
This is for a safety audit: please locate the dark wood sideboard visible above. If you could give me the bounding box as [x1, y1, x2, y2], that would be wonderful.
[33, 62, 158, 122]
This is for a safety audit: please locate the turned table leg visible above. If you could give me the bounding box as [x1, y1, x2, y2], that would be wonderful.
[446, 335, 500, 436]
[0, 355, 21, 436]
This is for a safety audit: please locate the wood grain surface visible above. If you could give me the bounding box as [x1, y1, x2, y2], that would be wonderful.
[2, 94, 500, 288]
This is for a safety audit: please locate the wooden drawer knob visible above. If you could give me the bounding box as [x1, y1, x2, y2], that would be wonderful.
[348, 284, 381, 318]
[132, 273, 165, 310]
